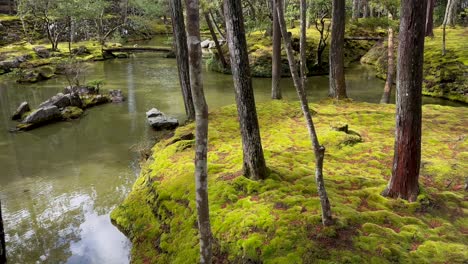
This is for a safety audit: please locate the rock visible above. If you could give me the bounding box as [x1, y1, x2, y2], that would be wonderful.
[32, 46, 50, 58]
[0, 59, 20, 72]
[61, 106, 84, 120]
[11, 102, 30, 120]
[208, 41, 216, 49]
[146, 108, 179, 130]
[71, 46, 91, 56]
[114, 53, 129, 59]
[146, 108, 163, 118]
[37, 66, 55, 79]
[109, 90, 125, 103]
[63, 86, 97, 95]
[38, 92, 83, 109]
[22, 105, 61, 125]
[201, 39, 213, 49]
[17, 70, 40, 83]
[82, 94, 110, 108]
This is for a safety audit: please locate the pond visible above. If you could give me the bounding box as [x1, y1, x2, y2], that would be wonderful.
[0, 38, 464, 263]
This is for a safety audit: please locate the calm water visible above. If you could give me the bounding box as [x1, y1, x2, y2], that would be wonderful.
[0, 38, 464, 263]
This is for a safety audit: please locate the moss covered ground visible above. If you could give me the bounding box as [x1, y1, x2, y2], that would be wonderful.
[112, 100, 467, 264]
[361, 27, 468, 103]
[208, 26, 374, 77]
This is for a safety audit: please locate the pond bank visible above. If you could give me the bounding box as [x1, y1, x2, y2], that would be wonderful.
[112, 100, 468, 263]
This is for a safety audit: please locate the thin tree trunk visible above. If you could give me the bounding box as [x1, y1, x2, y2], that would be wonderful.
[209, 10, 225, 40]
[363, 0, 369, 18]
[329, 0, 347, 99]
[382, 0, 427, 202]
[380, 12, 394, 104]
[352, 0, 360, 20]
[170, 0, 195, 120]
[425, 0, 435, 37]
[442, 23, 447, 55]
[204, 12, 228, 70]
[271, 0, 282, 99]
[224, 0, 268, 181]
[0, 200, 6, 264]
[185, 1, 212, 262]
[276, 0, 333, 226]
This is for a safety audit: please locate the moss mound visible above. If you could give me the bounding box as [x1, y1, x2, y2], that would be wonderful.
[361, 27, 468, 103]
[112, 101, 467, 263]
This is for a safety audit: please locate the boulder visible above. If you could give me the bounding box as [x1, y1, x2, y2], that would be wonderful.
[32, 46, 50, 58]
[146, 108, 179, 130]
[0, 59, 20, 72]
[38, 92, 83, 109]
[201, 39, 213, 49]
[71, 46, 91, 56]
[109, 90, 125, 103]
[208, 41, 216, 49]
[63, 86, 97, 95]
[11, 102, 30, 120]
[61, 106, 84, 120]
[22, 105, 61, 124]
[82, 94, 110, 108]
[17, 70, 40, 83]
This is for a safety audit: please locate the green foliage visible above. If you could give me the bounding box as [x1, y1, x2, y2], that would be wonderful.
[112, 101, 468, 263]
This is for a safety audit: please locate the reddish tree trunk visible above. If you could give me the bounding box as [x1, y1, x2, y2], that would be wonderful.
[224, 0, 268, 181]
[329, 0, 347, 99]
[382, 0, 427, 202]
[425, 0, 435, 37]
[271, 0, 282, 99]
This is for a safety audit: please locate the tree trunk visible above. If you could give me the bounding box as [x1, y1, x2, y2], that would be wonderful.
[425, 0, 435, 37]
[382, 0, 427, 202]
[209, 10, 225, 40]
[204, 12, 228, 70]
[362, 0, 369, 18]
[224, 0, 268, 181]
[0, 200, 6, 264]
[380, 13, 394, 104]
[185, 0, 212, 262]
[170, 0, 195, 120]
[329, 0, 347, 99]
[352, 0, 360, 20]
[271, 0, 282, 100]
[277, 0, 333, 226]
[445, 0, 459, 26]
[442, 23, 447, 56]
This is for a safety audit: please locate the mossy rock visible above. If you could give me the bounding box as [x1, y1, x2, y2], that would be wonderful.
[60, 106, 84, 120]
[112, 101, 468, 263]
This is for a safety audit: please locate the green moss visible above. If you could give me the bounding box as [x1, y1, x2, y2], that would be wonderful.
[60, 106, 84, 120]
[112, 101, 468, 263]
[361, 27, 468, 103]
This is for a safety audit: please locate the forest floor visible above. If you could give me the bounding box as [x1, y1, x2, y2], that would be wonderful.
[112, 100, 468, 264]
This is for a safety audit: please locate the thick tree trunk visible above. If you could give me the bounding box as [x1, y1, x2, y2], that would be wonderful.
[329, 0, 347, 99]
[425, 0, 435, 37]
[380, 13, 394, 104]
[0, 200, 6, 264]
[445, 0, 459, 26]
[204, 12, 228, 70]
[224, 0, 268, 181]
[352, 0, 360, 20]
[185, 0, 212, 262]
[170, 0, 196, 120]
[271, 0, 282, 100]
[277, 0, 333, 226]
[382, 0, 427, 202]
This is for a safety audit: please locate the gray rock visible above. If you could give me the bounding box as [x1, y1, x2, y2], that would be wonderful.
[208, 41, 216, 49]
[146, 108, 163, 118]
[11, 102, 30, 120]
[38, 92, 83, 109]
[22, 105, 61, 124]
[146, 108, 179, 130]
[109, 90, 125, 103]
[0, 59, 20, 72]
[148, 115, 179, 130]
[33, 46, 50, 58]
[71, 46, 90, 55]
[201, 39, 213, 49]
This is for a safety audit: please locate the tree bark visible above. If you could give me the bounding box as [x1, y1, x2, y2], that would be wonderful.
[224, 0, 268, 181]
[271, 0, 282, 99]
[444, 0, 459, 27]
[204, 12, 228, 70]
[209, 10, 225, 40]
[329, 0, 347, 99]
[0, 200, 6, 264]
[276, 0, 333, 226]
[425, 0, 435, 37]
[185, 0, 212, 262]
[382, 0, 427, 202]
[170, 0, 196, 120]
[380, 12, 394, 104]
